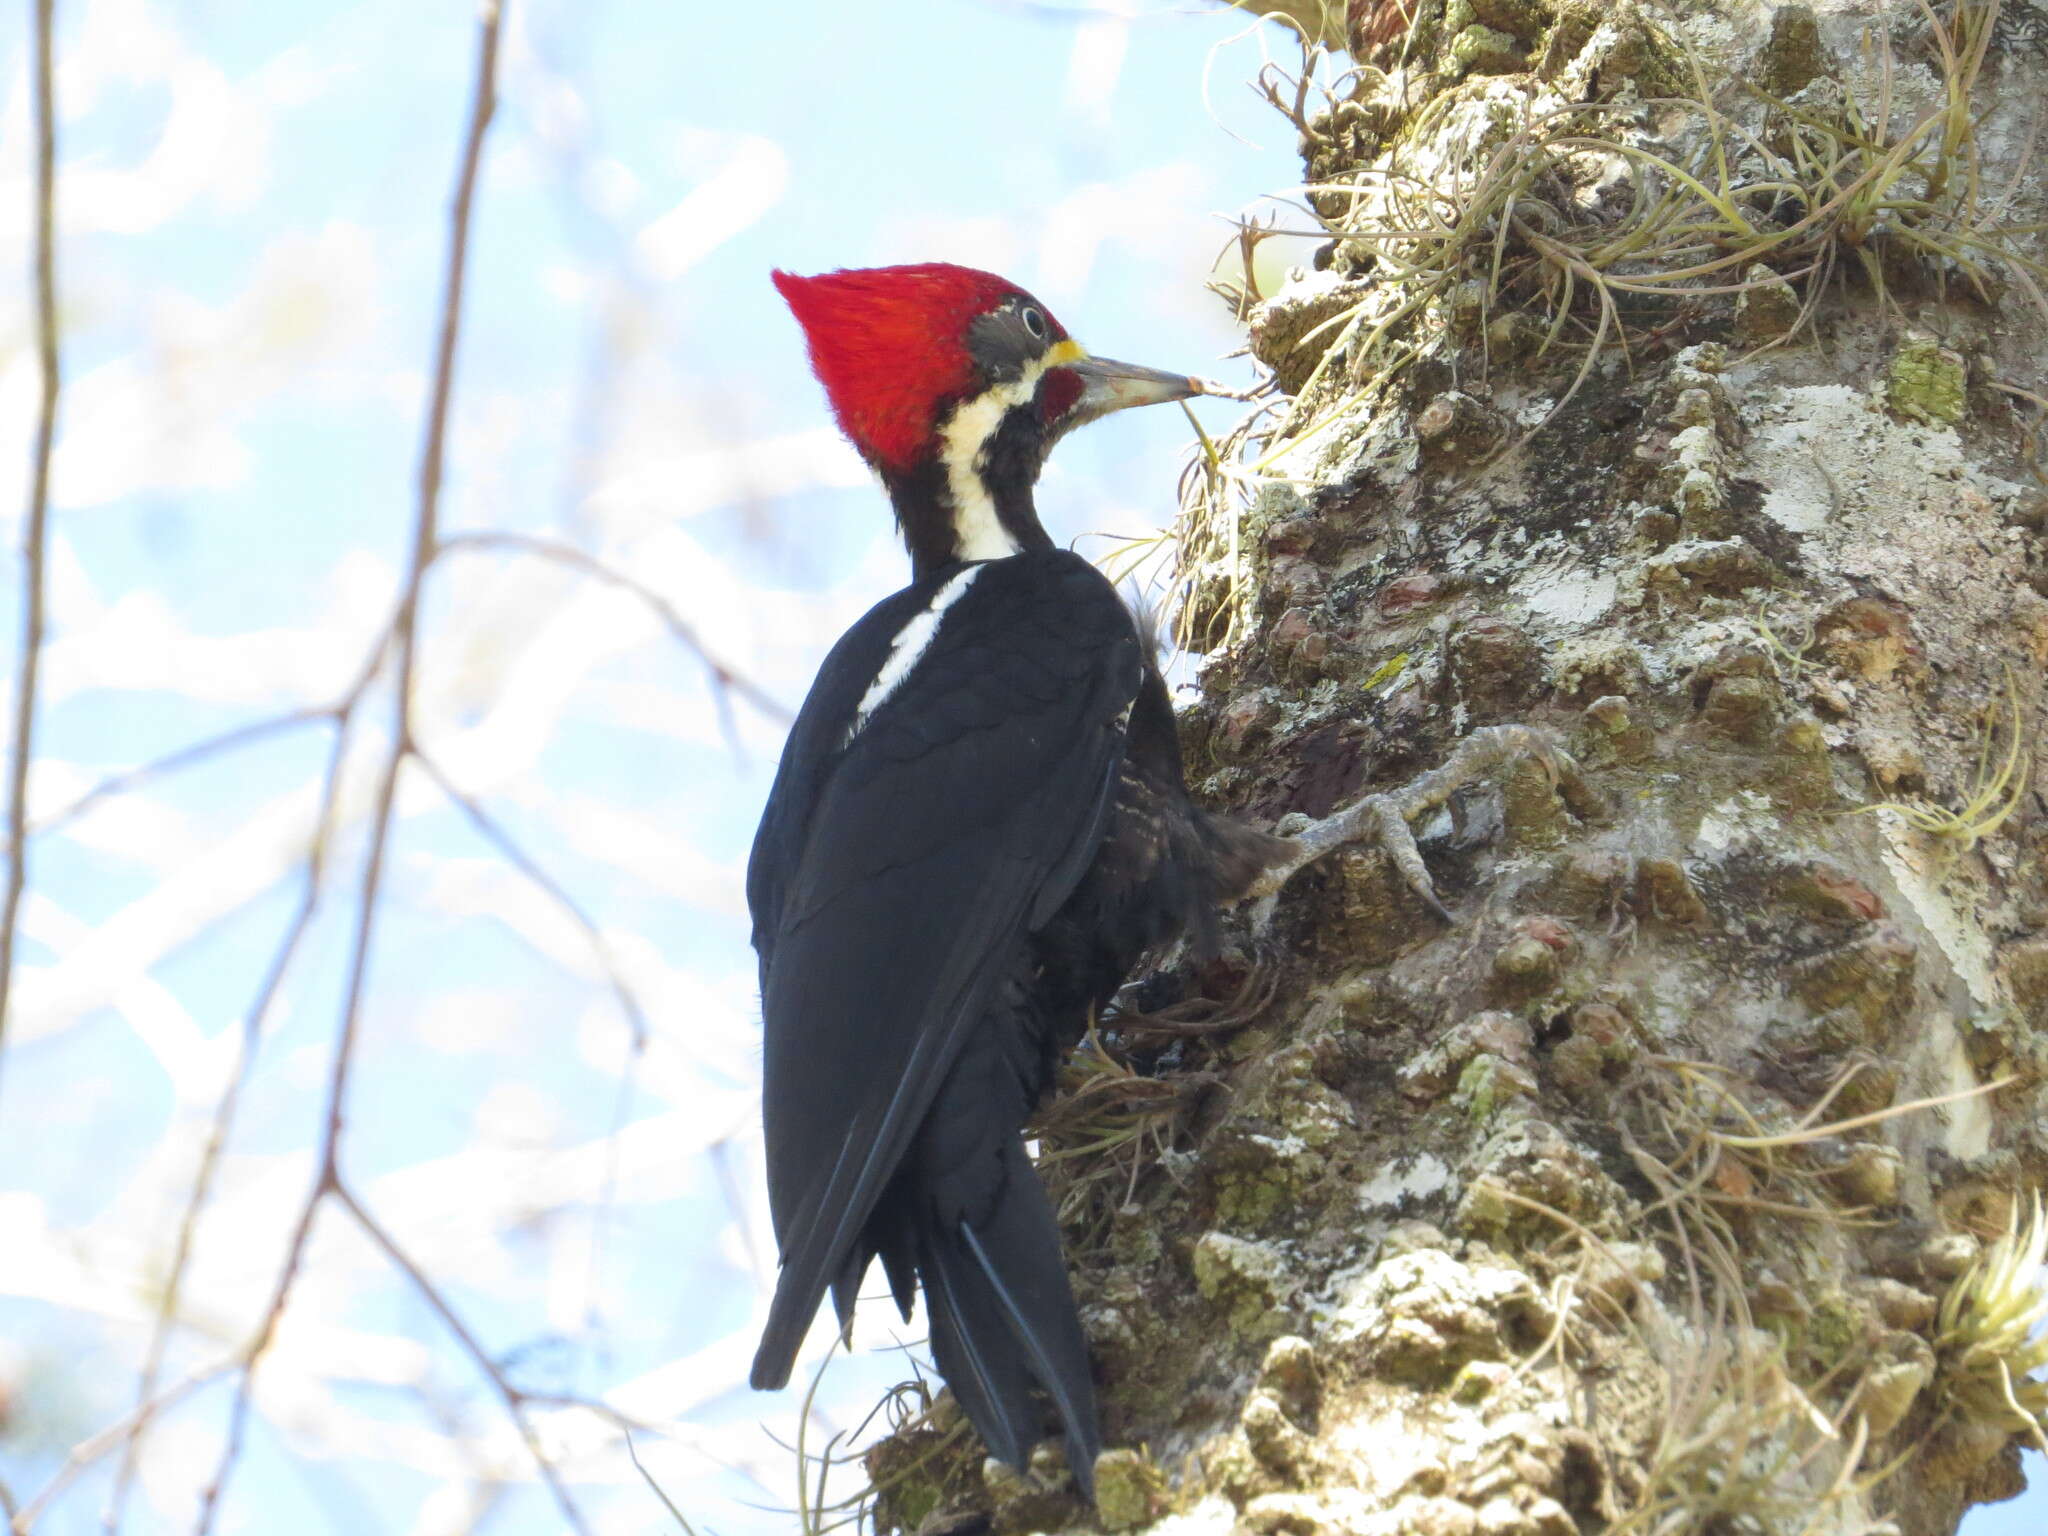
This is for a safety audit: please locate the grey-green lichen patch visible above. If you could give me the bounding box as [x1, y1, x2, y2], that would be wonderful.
[1858, 1332, 1935, 1437]
[1455, 1051, 1538, 1123]
[1450, 23, 1527, 75]
[1397, 1011, 1535, 1104]
[1271, 1050, 1359, 1150]
[1094, 1447, 1167, 1531]
[1194, 1231, 1298, 1339]
[875, 1467, 943, 1533]
[1451, 1359, 1513, 1402]
[1250, 273, 1368, 397]
[1464, 0, 1552, 39]
[1546, 635, 1649, 702]
[1242, 477, 1312, 550]
[1549, 0, 1687, 99]
[1211, 1130, 1317, 1230]
[982, 1453, 1074, 1533]
[1735, 262, 1804, 342]
[1885, 333, 1967, 426]
[1455, 1119, 1634, 1239]
[866, 1396, 982, 1533]
[1754, 3, 1832, 98]
[1207, 1055, 1350, 1231]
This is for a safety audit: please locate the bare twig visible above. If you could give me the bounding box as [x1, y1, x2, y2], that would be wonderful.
[333, 1181, 593, 1534]
[412, 746, 651, 1364]
[28, 707, 331, 846]
[191, 6, 508, 1529]
[625, 1430, 703, 1535]
[413, 748, 651, 1049]
[12, 1356, 243, 1533]
[0, 0, 62, 1107]
[435, 529, 791, 723]
[102, 715, 355, 1533]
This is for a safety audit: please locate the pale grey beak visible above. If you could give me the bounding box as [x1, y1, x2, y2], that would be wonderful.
[1062, 355, 1207, 432]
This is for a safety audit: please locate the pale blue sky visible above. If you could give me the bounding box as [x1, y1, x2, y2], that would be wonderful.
[0, 0, 2037, 1532]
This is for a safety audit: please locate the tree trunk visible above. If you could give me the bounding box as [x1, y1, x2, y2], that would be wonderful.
[866, 2, 2048, 1532]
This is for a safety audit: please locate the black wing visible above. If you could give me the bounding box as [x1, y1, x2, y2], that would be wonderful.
[747, 550, 1142, 1387]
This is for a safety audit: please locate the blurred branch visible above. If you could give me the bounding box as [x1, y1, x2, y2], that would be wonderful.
[19, 0, 784, 1526]
[437, 529, 792, 723]
[11, 1355, 243, 1533]
[411, 741, 658, 1405]
[0, 0, 63, 1105]
[624, 1430, 702, 1535]
[332, 1182, 592, 1534]
[103, 713, 356, 1533]
[25, 706, 332, 842]
[192, 4, 526, 1530]
[414, 747, 652, 1049]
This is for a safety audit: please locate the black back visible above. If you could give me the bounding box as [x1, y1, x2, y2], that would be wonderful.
[747, 550, 1141, 1383]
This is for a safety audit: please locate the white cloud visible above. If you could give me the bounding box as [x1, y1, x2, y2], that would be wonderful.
[29, 220, 384, 511]
[583, 426, 864, 535]
[1036, 160, 1213, 301]
[633, 132, 788, 283]
[30, 0, 271, 235]
[867, 210, 1025, 276]
[1064, 3, 1134, 125]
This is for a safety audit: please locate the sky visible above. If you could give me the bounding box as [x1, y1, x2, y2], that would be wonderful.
[0, 0, 2039, 1533]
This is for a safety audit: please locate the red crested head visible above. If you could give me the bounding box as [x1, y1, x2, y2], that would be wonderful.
[772, 263, 1070, 475]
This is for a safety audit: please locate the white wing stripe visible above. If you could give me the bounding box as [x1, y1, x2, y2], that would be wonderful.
[845, 564, 985, 742]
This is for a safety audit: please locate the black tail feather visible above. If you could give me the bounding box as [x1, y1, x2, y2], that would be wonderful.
[918, 1143, 1100, 1501]
[829, 1243, 870, 1341]
[920, 1225, 1038, 1468]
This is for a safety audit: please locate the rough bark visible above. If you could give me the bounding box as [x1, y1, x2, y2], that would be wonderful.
[864, 3, 2048, 1533]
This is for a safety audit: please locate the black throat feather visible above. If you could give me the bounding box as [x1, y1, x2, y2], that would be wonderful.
[882, 398, 1055, 581]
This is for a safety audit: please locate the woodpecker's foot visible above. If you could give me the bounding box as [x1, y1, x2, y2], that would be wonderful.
[1242, 724, 1601, 925]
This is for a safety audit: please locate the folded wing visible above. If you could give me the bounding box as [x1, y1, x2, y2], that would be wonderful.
[747, 552, 1142, 1392]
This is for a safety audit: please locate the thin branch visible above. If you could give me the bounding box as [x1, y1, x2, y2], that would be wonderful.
[28, 707, 331, 847]
[191, 4, 507, 1527]
[11, 1356, 242, 1533]
[411, 745, 650, 1371]
[435, 530, 791, 723]
[189, 1190, 325, 1535]
[411, 748, 651, 1049]
[0, 0, 63, 1107]
[332, 1181, 592, 1535]
[103, 714, 354, 1534]
[624, 1430, 702, 1535]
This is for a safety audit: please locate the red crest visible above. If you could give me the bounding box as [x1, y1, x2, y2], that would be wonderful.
[772, 263, 1063, 474]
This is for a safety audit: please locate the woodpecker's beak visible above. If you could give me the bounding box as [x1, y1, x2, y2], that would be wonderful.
[1068, 354, 1202, 415]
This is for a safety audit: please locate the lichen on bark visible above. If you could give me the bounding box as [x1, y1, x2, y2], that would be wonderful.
[855, 3, 2048, 1532]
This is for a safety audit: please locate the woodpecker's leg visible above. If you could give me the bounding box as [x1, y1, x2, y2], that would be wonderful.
[1243, 724, 1603, 924]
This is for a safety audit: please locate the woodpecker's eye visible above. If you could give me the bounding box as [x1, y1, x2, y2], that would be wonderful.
[1020, 306, 1049, 342]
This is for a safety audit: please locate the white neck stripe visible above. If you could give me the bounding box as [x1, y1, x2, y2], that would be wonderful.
[935, 355, 1057, 563]
[846, 564, 986, 744]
